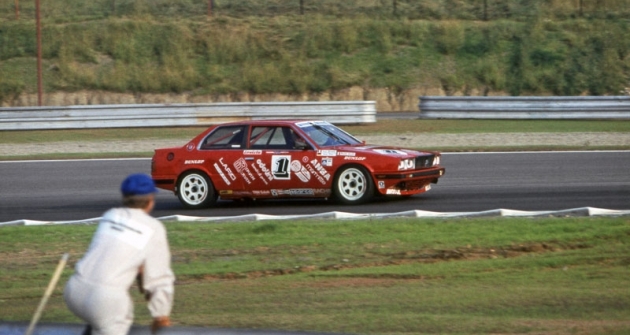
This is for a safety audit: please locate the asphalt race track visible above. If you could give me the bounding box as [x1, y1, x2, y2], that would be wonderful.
[0, 151, 629, 223]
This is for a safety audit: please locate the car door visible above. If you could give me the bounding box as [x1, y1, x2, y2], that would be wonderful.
[246, 125, 321, 198]
[197, 125, 246, 195]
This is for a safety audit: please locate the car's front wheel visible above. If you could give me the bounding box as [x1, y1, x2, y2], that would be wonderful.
[177, 171, 217, 209]
[333, 165, 374, 205]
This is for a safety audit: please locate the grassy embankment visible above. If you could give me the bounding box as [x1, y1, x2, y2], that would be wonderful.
[1, 216, 630, 334]
[1, 0, 629, 103]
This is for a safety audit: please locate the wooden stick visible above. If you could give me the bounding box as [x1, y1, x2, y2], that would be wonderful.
[25, 253, 69, 335]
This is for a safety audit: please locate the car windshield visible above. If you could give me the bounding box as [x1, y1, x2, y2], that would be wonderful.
[297, 121, 362, 147]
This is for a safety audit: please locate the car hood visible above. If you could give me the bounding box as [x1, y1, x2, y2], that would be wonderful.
[326, 144, 434, 157]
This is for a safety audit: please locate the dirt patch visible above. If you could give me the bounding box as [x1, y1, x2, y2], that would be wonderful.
[176, 242, 581, 284]
[296, 277, 414, 289]
[5, 86, 452, 111]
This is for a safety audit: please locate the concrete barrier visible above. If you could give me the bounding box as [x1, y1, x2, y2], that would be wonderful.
[0, 101, 376, 130]
[419, 96, 630, 119]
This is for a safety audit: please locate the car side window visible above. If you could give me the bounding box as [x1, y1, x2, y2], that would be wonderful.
[249, 127, 287, 149]
[290, 129, 311, 150]
[249, 126, 312, 150]
[200, 126, 246, 150]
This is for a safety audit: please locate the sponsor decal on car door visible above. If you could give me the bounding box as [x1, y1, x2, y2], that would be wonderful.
[272, 155, 291, 180]
[254, 151, 320, 192]
[242, 151, 276, 192]
[209, 152, 244, 191]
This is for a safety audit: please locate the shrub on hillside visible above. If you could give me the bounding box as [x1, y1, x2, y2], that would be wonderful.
[0, 80, 25, 104]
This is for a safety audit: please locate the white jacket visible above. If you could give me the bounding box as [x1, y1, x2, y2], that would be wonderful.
[73, 207, 175, 317]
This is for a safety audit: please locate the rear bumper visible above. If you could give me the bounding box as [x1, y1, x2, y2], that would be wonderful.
[152, 177, 176, 191]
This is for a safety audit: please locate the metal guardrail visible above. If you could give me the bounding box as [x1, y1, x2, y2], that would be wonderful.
[419, 96, 630, 119]
[0, 101, 376, 130]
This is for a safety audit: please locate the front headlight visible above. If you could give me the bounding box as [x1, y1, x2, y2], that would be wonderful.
[398, 158, 415, 170]
[433, 156, 440, 166]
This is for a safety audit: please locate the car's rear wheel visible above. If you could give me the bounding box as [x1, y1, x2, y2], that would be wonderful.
[333, 165, 374, 205]
[177, 171, 217, 209]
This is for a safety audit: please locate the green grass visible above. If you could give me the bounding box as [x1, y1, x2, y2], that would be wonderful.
[1, 217, 630, 334]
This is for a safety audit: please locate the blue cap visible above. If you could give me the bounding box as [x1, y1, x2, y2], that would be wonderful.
[121, 173, 158, 196]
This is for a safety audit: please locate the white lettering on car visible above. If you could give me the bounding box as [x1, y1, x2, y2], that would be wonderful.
[317, 150, 337, 157]
[219, 158, 237, 181]
[291, 160, 311, 183]
[214, 163, 231, 186]
[270, 189, 315, 196]
[256, 159, 274, 183]
[234, 158, 255, 185]
[374, 149, 408, 156]
[184, 160, 205, 165]
[310, 159, 331, 181]
[250, 164, 268, 185]
[244, 150, 262, 155]
[305, 164, 326, 185]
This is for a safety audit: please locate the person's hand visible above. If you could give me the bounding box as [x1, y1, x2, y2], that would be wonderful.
[151, 316, 172, 334]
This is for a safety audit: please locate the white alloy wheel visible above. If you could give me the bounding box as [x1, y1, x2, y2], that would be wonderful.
[334, 166, 373, 204]
[177, 172, 216, 208]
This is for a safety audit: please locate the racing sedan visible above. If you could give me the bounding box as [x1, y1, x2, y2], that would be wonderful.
[151, 120, 445, 208]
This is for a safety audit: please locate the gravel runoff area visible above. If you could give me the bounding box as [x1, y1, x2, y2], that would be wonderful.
[1, 132, 629, 157]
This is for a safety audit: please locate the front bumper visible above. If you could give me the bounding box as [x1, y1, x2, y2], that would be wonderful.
[373, 166, 445, 196]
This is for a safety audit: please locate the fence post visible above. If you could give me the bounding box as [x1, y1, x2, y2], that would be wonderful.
[35, 0, 43, 106]
[299, 0, 304, 15]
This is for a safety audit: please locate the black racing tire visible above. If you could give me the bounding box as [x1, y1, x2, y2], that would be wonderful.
[176, 171, 217, 209]
[333, 165, 374, 205]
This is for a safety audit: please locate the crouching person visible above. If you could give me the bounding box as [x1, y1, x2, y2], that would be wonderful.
[64, 173, 175, 335]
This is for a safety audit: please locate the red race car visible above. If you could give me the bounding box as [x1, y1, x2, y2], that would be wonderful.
[151, 120, 445, 208]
